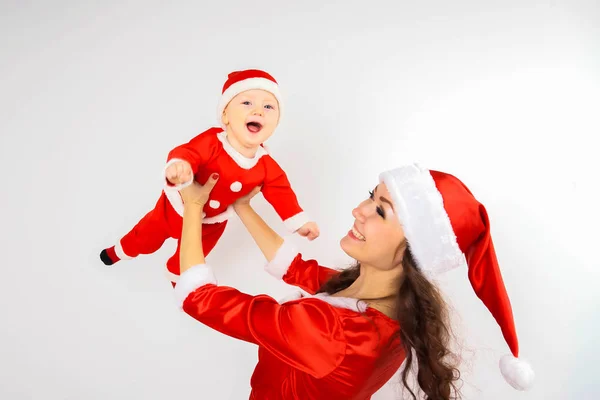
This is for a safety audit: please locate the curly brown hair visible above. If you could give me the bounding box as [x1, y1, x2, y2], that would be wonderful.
[316, 246, 461, 400]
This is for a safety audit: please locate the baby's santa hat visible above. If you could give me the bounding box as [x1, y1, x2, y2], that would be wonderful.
[217, 69, 282, 129]
[379, 163, 534, 391]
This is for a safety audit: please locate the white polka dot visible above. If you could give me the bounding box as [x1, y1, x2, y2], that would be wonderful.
[230, 181, 242, 192]
[209, 200, 220, 209]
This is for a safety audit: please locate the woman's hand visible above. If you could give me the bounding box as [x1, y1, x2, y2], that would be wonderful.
[179, 173, 220, 208]
[233, 186, 262, 211]
[231, 185, 283, 261]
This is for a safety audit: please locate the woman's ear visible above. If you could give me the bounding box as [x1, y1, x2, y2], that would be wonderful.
[394, 241, 408, 266]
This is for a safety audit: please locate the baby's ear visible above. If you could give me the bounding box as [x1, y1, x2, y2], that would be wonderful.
[221, 110, 229, 126]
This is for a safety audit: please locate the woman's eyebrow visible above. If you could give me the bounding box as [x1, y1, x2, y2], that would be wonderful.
[374, 187, 394, 210]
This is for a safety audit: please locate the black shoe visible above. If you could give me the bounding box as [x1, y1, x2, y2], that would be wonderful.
[100, 249, 115, 266]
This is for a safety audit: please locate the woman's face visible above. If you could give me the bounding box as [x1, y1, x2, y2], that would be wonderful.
[340, 182, 406, 269]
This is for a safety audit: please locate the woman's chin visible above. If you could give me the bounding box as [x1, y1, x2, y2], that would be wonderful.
[340, 235, 358, 258]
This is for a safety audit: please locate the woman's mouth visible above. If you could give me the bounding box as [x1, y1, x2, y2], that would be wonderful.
[348, 226, 366, 241]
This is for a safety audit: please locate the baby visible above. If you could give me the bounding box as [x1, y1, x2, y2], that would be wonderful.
[100, 69, 319, 285]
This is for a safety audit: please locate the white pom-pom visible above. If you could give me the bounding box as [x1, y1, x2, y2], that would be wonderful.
[499, 354, 535, 390]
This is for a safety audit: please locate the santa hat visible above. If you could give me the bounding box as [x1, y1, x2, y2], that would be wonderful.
[217, 69, 282, 129]
[379, 163, 534, 391]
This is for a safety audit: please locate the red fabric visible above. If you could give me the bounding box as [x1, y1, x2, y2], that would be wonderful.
[119, 193, 227, 275]
[118, 127, 306, 279]
[466, 205, 519, 357]
[105, 246, 119, 262]
[430, 170, 519, 357]
[181, 254, 404, 399]
[165, 222, 226, 276]
[281, 254, 340, 294]
[222, 69, 278, 93]
[166, 127, 305, 224]
[120, 194, 174, 257]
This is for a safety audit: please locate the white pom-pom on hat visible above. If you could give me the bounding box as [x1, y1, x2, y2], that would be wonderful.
[500, 354, 535, 391]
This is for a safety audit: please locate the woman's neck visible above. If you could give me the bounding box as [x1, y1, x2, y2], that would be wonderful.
[335, 263, 402, 301]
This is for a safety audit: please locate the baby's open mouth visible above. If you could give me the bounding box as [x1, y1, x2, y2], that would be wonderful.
[246, 122, 263, 133]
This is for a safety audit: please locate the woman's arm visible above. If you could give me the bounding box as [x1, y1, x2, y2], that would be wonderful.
[175, 272, 346, 379]
[234, 202, 284, 262]
[179, 173, 220, 274]
[180, 203, 206, 274]
[175, 178, 345, 379]
[234, 195, 339, 294]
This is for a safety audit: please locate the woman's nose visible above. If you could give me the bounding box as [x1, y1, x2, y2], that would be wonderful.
[352, 207, 364, 222]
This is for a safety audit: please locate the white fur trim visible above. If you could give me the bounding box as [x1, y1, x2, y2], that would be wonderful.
[277, 290, 304, 303]
[280, 291, 367, 313]
[265, 238, 299, 280]
[283, 211, 310, 233]
[313, 293, 368, 313]
[216, 131, 268, 169]
[379, 164, 467, 276]
[163, 158, 193, 190]
[217, 77, 282, 129]
[500, 354, 535, 391]
[114, 240, 133, 260]
[163, 186, 185, 216]
[174, 264, 217, 308]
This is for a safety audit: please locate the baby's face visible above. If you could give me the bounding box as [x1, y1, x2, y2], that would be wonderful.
[221, 89, 280, 149]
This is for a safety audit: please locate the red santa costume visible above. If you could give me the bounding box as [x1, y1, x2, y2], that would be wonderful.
[174, 163, 535, 399]
[100, 70, 310, 284]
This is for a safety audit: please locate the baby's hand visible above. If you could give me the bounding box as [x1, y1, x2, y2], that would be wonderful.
[296, 221, 320, 241]
[166, 161, 193, 185]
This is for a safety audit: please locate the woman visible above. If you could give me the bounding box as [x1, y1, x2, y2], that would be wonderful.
[175, 164, 534, 399]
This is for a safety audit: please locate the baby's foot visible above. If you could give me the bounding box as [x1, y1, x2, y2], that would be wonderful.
[99, 247, 120, 266]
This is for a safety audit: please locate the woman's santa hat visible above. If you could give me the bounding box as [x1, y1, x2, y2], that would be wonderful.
[379, 163, 534, 391]
[217, 69, 282, 129]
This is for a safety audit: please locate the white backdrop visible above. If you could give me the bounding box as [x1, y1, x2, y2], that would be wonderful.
[1, 1, 599, 399]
